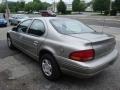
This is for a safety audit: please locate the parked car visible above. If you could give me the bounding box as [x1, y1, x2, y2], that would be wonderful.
[9, 14, 29, 25]
[7, 17, 118, 81]
[40, 10, 56, 17]
[17, 11, 25, 14]
[0, 16, 7, 27]
[33, 11, 39, 14]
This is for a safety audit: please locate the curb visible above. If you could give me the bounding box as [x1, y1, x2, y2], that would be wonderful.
[78, 18, 120, 22]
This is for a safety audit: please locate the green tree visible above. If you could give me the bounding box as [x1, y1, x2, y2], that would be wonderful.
[0, 4, 5, 13]
[25, 2, 33, 12]
[111, 0, 120, 15]
[33, 0, 40, 3]
[18, 1, 25, 11]
[32, 2, 42, 11]
[25, 1, 43, 12]
[72, 0, 80, 12]
[15, 1, 25, 11]
[0, 0, 50, 13]
[0, 2, 19, 13]
[57, 0, 66, 14]
[8, 2, 18, 12]
[79, 1, 86, 12]
[42, 2, 51, 10]
[114, 0, 120, 12]
[72, 0, 86, 12]
[93, 0, 110, 14]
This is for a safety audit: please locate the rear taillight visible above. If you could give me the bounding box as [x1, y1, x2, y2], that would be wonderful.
[69, 49, 95, 62]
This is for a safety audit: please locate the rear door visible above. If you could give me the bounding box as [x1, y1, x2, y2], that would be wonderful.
[21, 19, 46, 59]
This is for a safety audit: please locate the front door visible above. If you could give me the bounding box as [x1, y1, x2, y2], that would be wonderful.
[12, 19, 33, 50]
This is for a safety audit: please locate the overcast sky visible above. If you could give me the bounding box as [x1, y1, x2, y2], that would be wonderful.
[0, 0, 91, 3]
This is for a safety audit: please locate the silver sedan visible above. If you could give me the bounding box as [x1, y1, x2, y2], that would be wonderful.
[9, 14, 29, 25]
[7, 17, 118, 81]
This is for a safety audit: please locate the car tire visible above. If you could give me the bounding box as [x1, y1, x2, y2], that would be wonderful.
[7, 36, 14, 49]
[40, 54, 61, 81]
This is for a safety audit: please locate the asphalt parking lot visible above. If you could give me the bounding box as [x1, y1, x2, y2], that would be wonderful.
[0, 23, 120, 90]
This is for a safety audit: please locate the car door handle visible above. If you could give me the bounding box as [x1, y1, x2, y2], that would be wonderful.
[33, 41, 39, 46]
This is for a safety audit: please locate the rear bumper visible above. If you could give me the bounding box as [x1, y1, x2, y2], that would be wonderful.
[56, 49, 118, 77]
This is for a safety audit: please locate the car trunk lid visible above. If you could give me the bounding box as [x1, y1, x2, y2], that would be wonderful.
[70, 32, 116, 58]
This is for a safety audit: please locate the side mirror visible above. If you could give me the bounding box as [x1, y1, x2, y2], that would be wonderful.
[12, 27, 17, 32]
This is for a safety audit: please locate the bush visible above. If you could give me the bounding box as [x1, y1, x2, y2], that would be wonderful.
[104, 10, 117, 16]
[110, 10, 117, 16]
[104, 10, 109, 15]
[65, 11, 72, 14]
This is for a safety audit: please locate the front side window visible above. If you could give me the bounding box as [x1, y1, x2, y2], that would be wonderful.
[17, 19, 32, 33]
[50, 19, 94, 34]
[28, 20, 45, 36]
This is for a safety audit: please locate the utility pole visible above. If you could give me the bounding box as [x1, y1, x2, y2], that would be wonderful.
[53, 0, 56, 12]
[6, 0, 9, 11]
[92, 0, 95, 12]
[109, 0, 112, 15]
[5, 0, 10, 25]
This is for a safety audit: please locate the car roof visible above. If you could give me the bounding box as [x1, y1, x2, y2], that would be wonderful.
[31, 17, 73, 21]
[12, 14, 26, 16]
[40, 10, 51, 12]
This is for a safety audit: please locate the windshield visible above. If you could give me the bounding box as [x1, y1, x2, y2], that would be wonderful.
[15, 15, 28, 19]
[50, 19, 94, 34]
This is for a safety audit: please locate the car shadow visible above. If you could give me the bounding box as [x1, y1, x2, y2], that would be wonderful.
[0, 40, 20, 59]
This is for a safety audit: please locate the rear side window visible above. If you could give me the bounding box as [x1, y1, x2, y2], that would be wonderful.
[17, 19, 32, 33]
[28, 20, 45, 36]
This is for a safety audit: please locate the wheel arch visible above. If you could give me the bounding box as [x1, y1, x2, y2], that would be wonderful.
[39, 49, 55, 61]
[38, 47, 60, 66]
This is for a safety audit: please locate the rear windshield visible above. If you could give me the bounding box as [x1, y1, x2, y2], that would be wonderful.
[50, 19, 94, 34]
